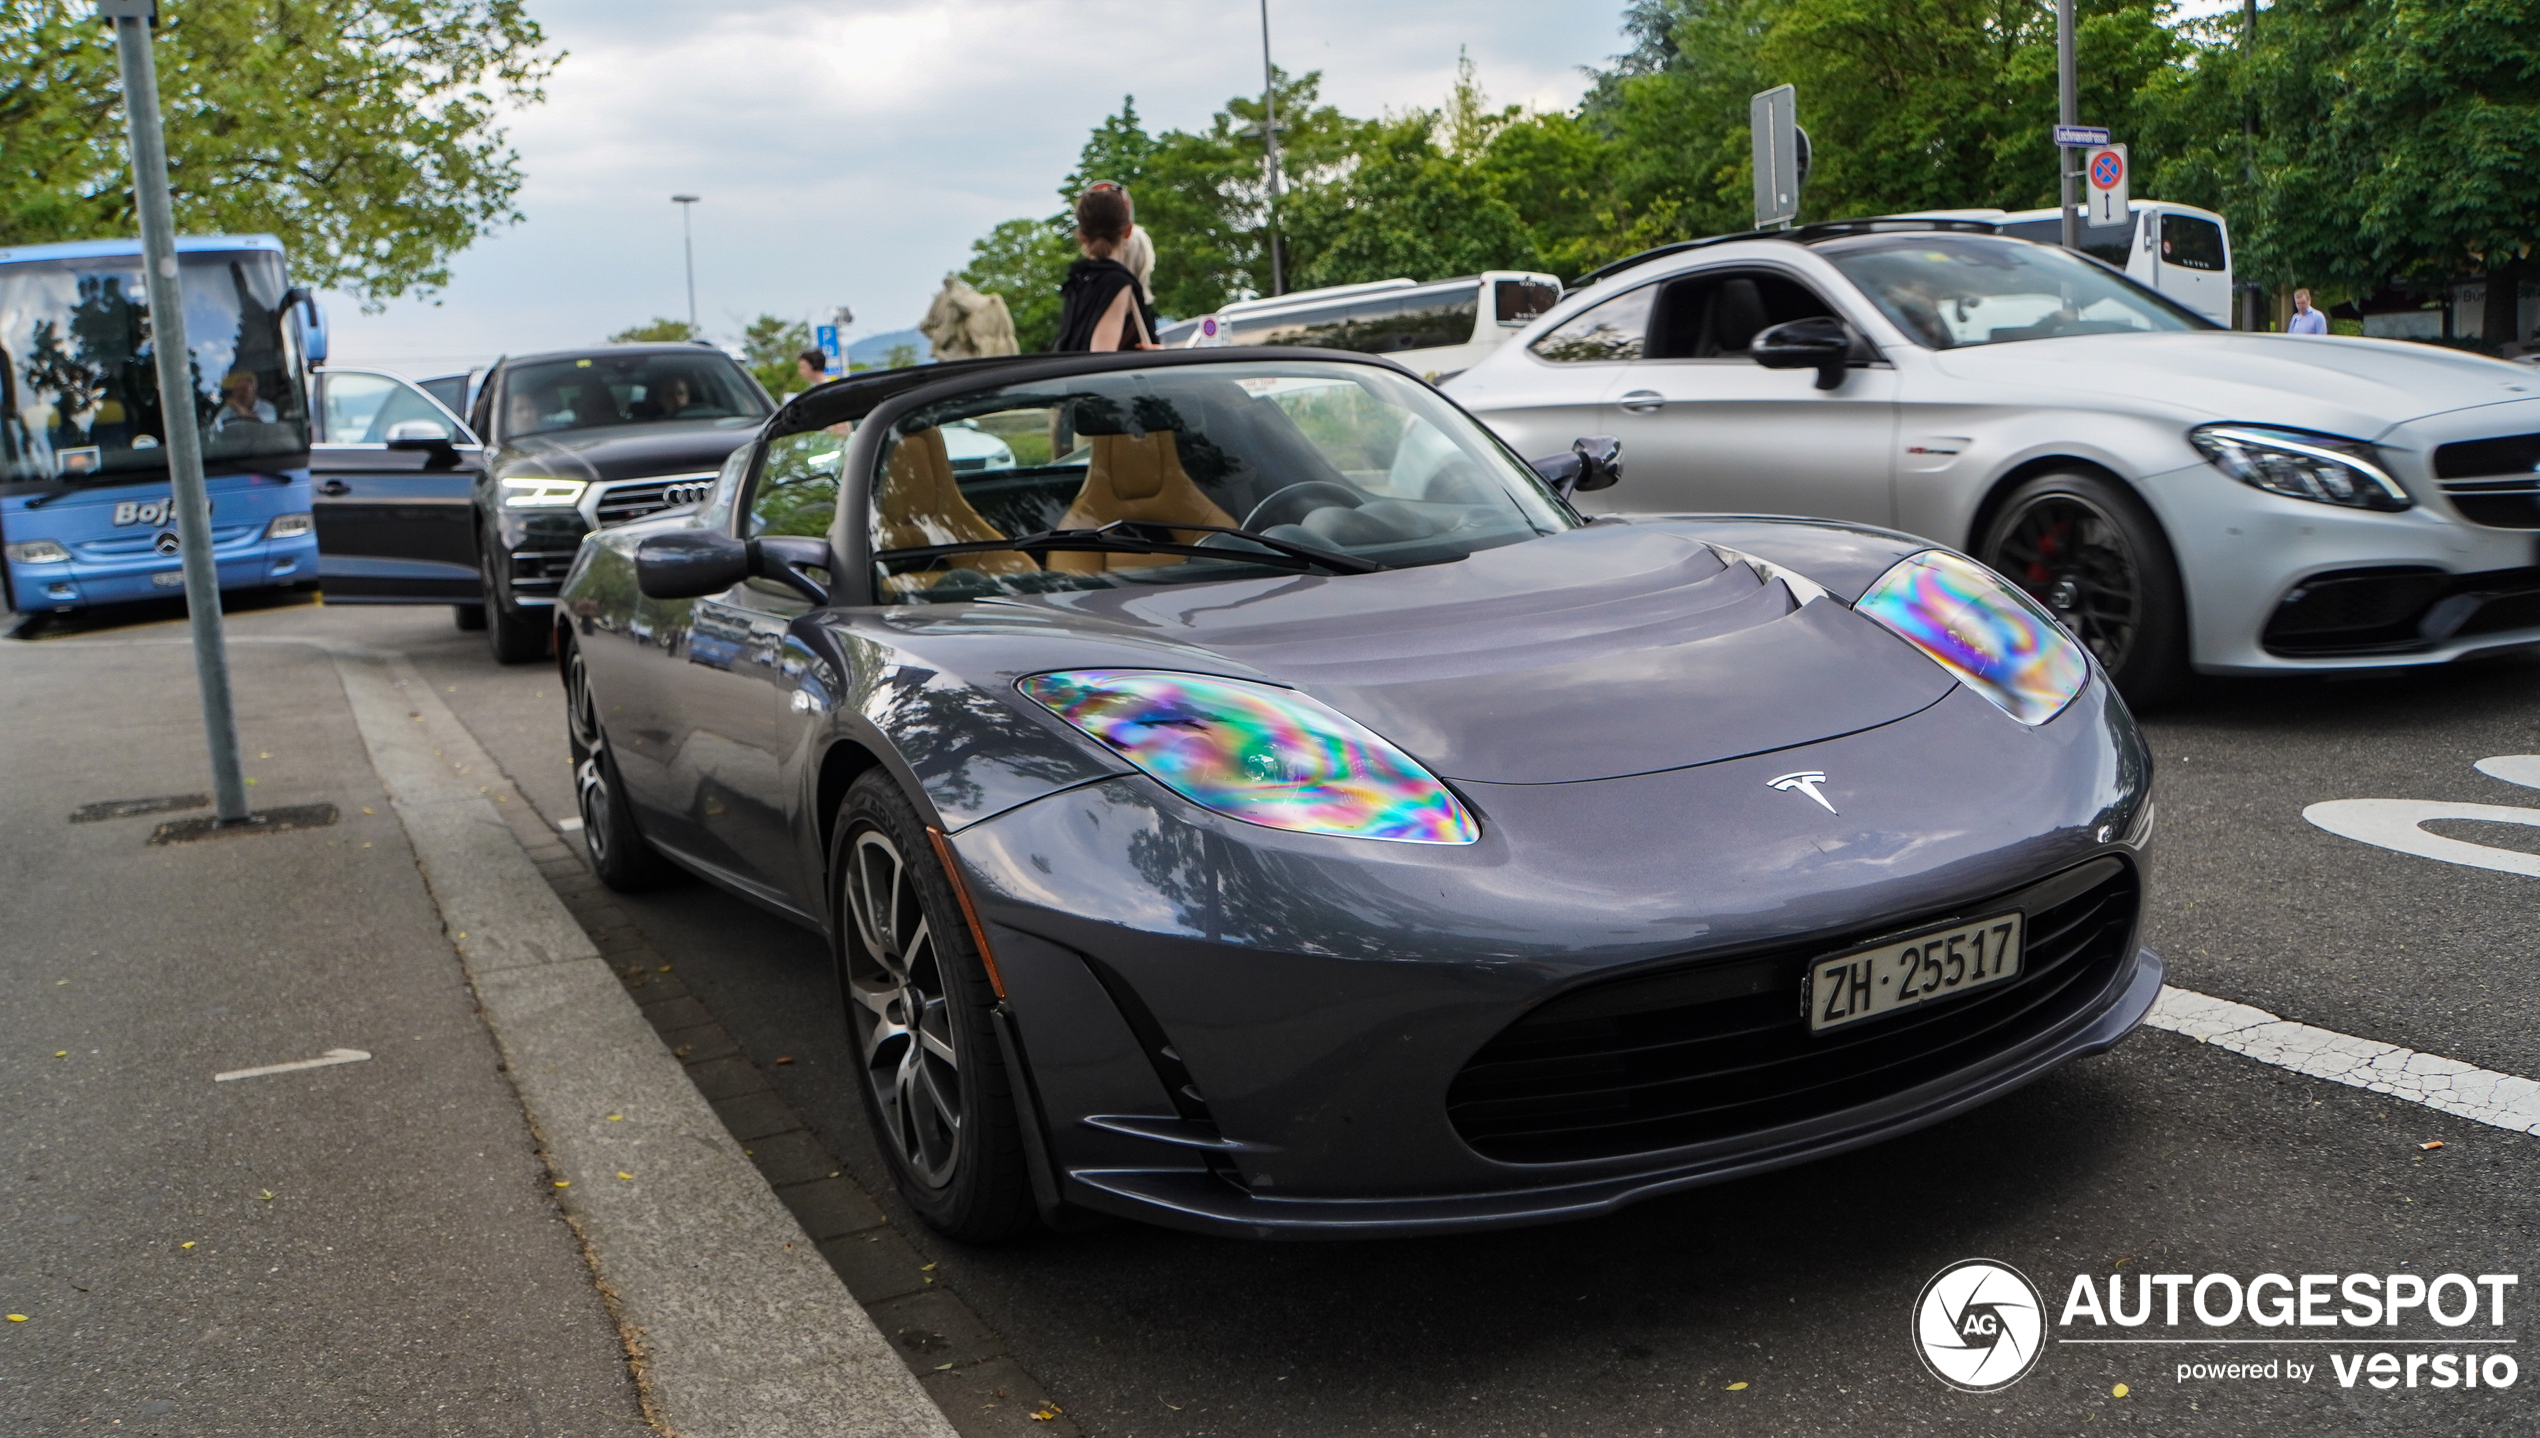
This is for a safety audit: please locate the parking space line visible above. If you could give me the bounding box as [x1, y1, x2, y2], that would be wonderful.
[214, 1047, 370, 1082]
[2148, 986, 2540, 1137]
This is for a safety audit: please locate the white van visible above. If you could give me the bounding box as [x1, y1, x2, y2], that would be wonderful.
[1992, 201, 2234, 323]
[1161, 270, 1564, 382]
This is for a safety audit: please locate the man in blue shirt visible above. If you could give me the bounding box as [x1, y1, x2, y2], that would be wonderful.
[2287, 288, 2328, 335]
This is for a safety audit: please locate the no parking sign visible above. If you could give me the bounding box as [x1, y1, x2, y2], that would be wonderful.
[2085, 143, 2129, 227]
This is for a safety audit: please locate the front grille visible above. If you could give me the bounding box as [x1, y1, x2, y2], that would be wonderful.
[593, 475, 716, 526]
[2433, 433, 2540, 528]
[1445, 858, 2139, 1165]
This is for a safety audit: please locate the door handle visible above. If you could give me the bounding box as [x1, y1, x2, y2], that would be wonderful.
[1618, 390, 1666, 413]
[318, 479, 351, 496]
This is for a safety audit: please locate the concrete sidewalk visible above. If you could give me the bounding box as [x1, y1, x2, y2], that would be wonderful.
[0, 624, 956, 1437]
[0, 634, 645, 1434]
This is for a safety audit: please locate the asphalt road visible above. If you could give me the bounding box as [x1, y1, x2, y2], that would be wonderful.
[123, 600, 2540, 1435]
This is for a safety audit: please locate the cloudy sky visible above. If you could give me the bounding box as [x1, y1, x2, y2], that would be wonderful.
[324, 0, 1635, 378]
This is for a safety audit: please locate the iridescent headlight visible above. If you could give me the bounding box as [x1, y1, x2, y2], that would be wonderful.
[1854, 550, 2088, 725]
[1018, 669, 1479, 844]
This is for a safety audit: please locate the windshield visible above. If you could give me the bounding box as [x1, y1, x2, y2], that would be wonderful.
[499, 350, 766, 441]
[0, 248, 308, 488]
[1821, 235, 2212, 349]
[862, 360, 1574, 603]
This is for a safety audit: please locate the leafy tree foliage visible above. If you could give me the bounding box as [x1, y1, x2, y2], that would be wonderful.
[0, 0, 557, 307]
[607, 318, 697, 343]
[741, 313, 812, 396]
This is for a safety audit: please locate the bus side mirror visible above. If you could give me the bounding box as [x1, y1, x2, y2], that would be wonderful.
[284, 286, 329, 367]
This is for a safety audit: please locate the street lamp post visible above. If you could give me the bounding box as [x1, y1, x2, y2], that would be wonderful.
[671, 194, 700, 334]
[99, 0, 250, 826]
[1258, 0, 1285, 297]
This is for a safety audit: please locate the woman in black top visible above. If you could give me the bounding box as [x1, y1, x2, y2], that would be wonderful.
[1051, 186, 1154, 352]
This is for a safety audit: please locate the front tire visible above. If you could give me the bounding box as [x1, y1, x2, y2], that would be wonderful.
[1978, 471, 2188, 707]
[481, 537, 549, 665]
[832, 772, 1035, 1243]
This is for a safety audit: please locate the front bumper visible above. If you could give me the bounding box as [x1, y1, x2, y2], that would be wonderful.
[8, 533, 316, 613]
[953, 680, 2157, 1239]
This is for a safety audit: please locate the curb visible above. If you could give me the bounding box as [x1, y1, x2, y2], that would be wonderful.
[329, 645, 959, 1438]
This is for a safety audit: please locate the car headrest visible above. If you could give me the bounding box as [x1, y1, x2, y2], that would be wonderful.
[1068, 394, 1185, 436]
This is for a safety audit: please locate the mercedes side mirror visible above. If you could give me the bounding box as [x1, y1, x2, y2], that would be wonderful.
[1530, 435, 1624, 499]
[636, 531, 829, 605]
[1751, 317, 1854, 390]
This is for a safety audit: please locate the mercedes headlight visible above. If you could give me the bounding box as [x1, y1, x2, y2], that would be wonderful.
[264, 513, 313, 539]
[2190, 424, 2409, 511]
[5, 539, 70, 564]
[500, 477, 587, 509]
[1855, 550, 2089, 725]
[1018, 669, 1480, 844]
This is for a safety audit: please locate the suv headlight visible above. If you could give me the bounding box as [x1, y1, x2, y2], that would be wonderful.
[500, 477, 587, 509]
[264, 513, 313, 539]
[1855, 549, 2089, 725]
[5, 539, 70, 564]
[1018, 669, 1480, 844]
[2191, 424, 2410, 511]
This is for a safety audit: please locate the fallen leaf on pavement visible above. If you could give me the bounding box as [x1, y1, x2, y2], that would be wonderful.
[5, 1315, 24, 1323]
[775, 1056, 795, 1065]
[554, 1180, 570, 1188]
[180, 1242, 195, 1250]
[1726, 1381, 1748, 1391]
[606, 1114, 623, 1122]
[257, 1190, 274, 1201]
[617, 1172, 633, 1180]
[2113, 1383, 2130, 1397]
[1031, 1407, 1062, 1421]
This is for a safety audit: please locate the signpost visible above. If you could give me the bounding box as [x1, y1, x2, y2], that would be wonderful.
[1750, 85, 1809, 230]
[2053, 124, 2110, 148]
[815, 324, 843, 378]
[2086, 144, 2130, 227]
[98, 0, 249, 827]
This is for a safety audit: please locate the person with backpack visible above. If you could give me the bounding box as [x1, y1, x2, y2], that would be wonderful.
[1052, 185, 1155, 352]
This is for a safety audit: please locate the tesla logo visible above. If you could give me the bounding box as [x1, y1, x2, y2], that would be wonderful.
[1769, 770, 1838, 814]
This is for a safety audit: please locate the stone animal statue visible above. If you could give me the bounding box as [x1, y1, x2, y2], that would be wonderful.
[919, 276, 1020, 359]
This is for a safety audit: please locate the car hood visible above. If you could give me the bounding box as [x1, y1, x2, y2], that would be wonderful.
[1925, 332, 2540, 436]
[963, 522, 1958, 784]
[494, 418, 757, 484]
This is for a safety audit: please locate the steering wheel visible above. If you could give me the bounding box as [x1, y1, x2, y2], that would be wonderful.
[1241, 481, 1364, 531]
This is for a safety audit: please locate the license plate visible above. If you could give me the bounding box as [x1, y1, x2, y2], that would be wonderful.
[151, 570, 185, 588]
[1808, 910, 2024, 1033]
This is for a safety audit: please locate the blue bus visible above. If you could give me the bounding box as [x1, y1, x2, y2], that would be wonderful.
[0, 234, 324, 617]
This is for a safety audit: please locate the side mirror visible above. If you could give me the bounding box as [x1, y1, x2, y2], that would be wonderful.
[1751, 316, 1854, 390]
[384, 419, 453, 451]
[1529, 435, 1625, 500]
[636, 531, 830, 605]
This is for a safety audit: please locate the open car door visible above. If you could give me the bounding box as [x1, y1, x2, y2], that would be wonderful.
[310, 369, 488, 605]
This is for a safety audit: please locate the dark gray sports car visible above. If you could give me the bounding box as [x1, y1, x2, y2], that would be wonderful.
[554, 348, 2161, 1242]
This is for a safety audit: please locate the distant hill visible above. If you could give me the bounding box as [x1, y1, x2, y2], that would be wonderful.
[846, 329, 932, 367]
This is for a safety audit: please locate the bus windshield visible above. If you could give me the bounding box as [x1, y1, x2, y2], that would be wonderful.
[0, 248, 310, 490]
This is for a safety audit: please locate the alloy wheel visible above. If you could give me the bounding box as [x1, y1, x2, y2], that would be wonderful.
[565, 649, 601, 758]
[1989, 493, 2141, 675]
[841, 829, 963, 1187]
[575, 754, 613, 866]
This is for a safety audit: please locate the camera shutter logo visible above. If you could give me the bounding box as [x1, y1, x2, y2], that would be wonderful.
[1913, 1259, 2046, 1391]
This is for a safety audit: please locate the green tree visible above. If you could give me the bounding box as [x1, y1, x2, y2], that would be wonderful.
[959, 217, 1074, 352]
[1283, 113, 1540, 289]
[608, 318, 697, 343]
[741, 313, 812, 395]
[0, 0, 558, 306]
[2146, 0, 2540, 346]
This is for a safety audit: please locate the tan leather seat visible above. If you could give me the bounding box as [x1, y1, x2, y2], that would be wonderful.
[1049, 431, 1236, 574]
[876, 427, 1036, 594]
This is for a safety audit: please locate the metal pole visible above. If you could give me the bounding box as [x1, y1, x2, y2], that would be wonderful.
[671, 194, 700, 333]
[107, 5, 250, 825]
[2057, 0, 2078, 252]
[2241, 0, 2259, 331]
[1258, 0, 1285, 297]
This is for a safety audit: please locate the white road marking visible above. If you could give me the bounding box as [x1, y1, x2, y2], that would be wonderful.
[214, 1048, 371, 1083]
[2148, 987, 2540, 1137]
[2303, 798, 2540, 877]
[2302, 755, 2540, 876]
[555, 817, 584, 832]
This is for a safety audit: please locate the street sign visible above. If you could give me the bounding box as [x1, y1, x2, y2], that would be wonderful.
[2054, 124, 2109, 148]
[2086, 143, 2129, 227]
[1751, 84, 1801, 229]
[815, 323, 842, 378]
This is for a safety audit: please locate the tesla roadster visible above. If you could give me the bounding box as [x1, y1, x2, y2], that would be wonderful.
[555, 348, 2161, 1241]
